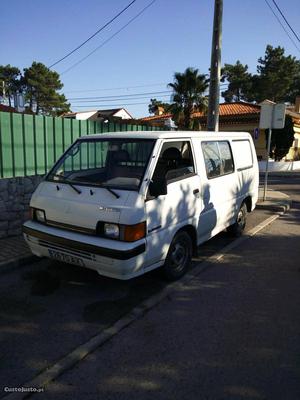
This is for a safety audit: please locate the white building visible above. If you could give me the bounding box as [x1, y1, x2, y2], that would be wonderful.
[62, 108, 133, 122]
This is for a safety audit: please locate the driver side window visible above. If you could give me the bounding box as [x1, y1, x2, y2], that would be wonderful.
[152, 141, 195, 184]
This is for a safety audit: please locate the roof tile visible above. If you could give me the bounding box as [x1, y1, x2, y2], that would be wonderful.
[140, 102, 261, 122]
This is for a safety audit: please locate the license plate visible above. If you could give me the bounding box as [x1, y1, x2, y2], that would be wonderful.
[48, 249, 85, 267]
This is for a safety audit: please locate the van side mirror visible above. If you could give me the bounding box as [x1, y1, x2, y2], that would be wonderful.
[148, 177, 167, 198]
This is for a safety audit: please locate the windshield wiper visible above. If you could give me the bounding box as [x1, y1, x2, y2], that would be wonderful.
[49, 173, 119, 198]
[99, 185, 120, 199]
[67, 182, 82, 194]
[50, 174, 81, 194]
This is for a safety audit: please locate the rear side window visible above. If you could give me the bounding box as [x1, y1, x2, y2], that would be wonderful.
[201, 141, 234, 179]
[218, 141, 234, 174]
[201, 142, 221, 178]
[232, 140, 253, 170]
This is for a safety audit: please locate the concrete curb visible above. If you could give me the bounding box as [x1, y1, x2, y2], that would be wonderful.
[256, 199, 292, 213]
[0, 255, 38, 277]
[2, 210, 288, 400]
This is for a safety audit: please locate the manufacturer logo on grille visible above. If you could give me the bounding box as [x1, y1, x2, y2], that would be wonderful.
[99, 206, 119, 212]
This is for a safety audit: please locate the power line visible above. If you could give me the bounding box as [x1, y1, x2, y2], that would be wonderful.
[60, 0, 157, 75]
[59, 82, 227, 105]
[64, 82, 228, 94]
[49, 0, 137, 69]
[264, 0, 300, 53]
[271, 0, 300, 43]
[73, 102, 155, 108]
[67, 84, 229, 101]
[69, 90, 229, 103]
[64, 83, 168, 94]
[71, 95, 172, 103]
[68, 90, 172, 101]
[71, 89, 228, 108]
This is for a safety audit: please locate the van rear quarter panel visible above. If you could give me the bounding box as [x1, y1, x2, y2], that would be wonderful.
[230, 137, 259, 211]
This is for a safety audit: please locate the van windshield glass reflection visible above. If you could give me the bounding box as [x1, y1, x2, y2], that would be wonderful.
[47, 139, 155, 191]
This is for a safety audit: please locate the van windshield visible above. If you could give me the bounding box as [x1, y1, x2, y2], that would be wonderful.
[47, 138, 156, 191]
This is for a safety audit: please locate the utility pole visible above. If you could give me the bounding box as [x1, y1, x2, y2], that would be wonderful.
[207, 0, 223, 131]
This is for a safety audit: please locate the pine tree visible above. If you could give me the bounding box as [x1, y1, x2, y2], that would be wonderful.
[221, 61, 252, 102]
[23, 62, 70, 116]
[0, 65, 21, 107]
[253, 45, 300, 102]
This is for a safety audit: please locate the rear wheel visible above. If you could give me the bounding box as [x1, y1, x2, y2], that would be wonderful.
[227, 202, 247, 237]
[162, 231, 192, 281]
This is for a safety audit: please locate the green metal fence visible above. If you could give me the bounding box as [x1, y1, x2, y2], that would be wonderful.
[0, 111, 163, 178]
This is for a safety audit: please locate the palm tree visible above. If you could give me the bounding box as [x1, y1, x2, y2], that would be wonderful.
[168, 67, 209, 130]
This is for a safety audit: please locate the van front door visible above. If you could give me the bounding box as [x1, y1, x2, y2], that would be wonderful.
[145, 140, 201, 269]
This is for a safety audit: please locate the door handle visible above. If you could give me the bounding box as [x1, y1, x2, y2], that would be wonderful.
[193, 189, 200, 195]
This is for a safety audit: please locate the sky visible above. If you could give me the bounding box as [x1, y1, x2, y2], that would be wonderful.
[1, 0, 300, 118]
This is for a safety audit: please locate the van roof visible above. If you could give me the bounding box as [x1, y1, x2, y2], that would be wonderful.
[79, 130, 252, 140]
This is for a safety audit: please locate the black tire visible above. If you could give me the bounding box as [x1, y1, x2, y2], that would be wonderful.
[162, 231, 192, 281]
[227, 202, 247, 237]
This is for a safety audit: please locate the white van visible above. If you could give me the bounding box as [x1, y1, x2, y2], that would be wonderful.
[23, 131, 258, 280]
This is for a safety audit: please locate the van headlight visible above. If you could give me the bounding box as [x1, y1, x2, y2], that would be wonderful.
[31, 208, 46, 223]
[104, 223, 120, 239]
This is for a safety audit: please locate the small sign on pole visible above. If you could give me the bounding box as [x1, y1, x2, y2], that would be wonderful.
[259, 103, 286, 130]
[259, 103, 286, 201]
[273, 103, 286, 129]
[259, 104, 274, 129]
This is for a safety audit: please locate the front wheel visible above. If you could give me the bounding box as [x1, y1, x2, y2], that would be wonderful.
[162, 231, 192, 281]
[227, 202, 247, 237]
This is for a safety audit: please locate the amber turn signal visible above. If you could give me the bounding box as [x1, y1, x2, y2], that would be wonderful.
[123, 222, 146, 242]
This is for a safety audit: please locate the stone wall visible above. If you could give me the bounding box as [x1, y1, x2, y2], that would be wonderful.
[0, 175, 44, 238]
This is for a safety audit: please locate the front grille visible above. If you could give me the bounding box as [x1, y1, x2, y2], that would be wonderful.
[45, 220, 96, 235]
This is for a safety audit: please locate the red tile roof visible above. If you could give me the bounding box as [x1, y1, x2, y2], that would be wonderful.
[140, 102, 261, 122]
[141, 113, 172, 121]
[195, 102, 260, 117]
[0, 104, 16, 113]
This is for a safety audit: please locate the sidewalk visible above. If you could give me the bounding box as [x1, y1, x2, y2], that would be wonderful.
[257, 187, 292, 212]
[259, 170, 300, 176]
[0, 189, 292, 276]
[0, 234, 36, 275]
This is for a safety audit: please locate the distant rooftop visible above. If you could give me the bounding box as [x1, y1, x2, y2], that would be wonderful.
[0, 104, 17, 113]
[61, 108, 133, 119]
[140, 102, 261, 122]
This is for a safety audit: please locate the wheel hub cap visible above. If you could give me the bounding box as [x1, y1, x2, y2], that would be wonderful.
[171, 243, 186, 267]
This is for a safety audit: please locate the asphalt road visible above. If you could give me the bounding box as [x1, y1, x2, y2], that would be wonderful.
[38, 191, 300, 400]
[0, 176, 299, 398]
[265, 174, 300, 203]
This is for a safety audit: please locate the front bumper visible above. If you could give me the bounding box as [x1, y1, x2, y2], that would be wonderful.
[23, 221, 146, 280]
